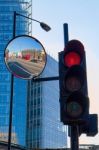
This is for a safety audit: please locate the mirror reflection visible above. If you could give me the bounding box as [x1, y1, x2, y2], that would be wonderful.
[4, 35, 46, 79]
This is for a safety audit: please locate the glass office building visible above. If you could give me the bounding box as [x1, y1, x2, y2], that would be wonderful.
[0, 0, 32, 146]
[26, 55, 67, 149]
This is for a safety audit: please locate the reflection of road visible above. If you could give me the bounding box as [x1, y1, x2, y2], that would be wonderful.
[8, 62, 32, 79]
[7, 58, 45, 78]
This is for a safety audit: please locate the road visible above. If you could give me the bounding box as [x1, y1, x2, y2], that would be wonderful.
[7, 61, 33, 79]
[7, 58, 45, 79]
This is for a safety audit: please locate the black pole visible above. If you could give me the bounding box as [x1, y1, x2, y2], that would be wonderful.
[63, 23, 69, 47]
[63, 23, 79, 150]
[63, 23, 69, 148]
[8, 11, 16, 150]
[70, 125, 79, 150]
[13, 11, 16, 37]
[16, 12, 40, 23]
[32, 76, 59, 82]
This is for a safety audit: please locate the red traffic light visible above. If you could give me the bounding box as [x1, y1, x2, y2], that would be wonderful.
[64, 40, 84, 67]
[64, 51, 81, 67]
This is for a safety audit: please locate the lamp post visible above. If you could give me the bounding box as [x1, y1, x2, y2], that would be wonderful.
[8, 11, 51, 150]
[16, 12, 51, 32]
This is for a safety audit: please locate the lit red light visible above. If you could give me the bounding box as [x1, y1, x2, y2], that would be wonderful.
[64, 51, 81, 67]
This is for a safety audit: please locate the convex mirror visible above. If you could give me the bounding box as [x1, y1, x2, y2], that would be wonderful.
[4, 35, 47, 79]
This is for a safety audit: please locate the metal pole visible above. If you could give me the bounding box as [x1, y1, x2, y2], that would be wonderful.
[63, 23, 69, 148]
[70, 125, 79, 150]
[32, 76, 59, 82]
[16, 12, 41, 23]
[13, 11, 16, 37]
[63, 23, 79, 150]
[7, 11, 52, 150]
[63, 23, 69, 46]
[8, 11, 16, 150]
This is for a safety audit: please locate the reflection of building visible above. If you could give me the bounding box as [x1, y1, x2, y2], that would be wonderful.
[41, 50, 46, 61]
[0, 0, 32, 146]
[26, 55, 67, 149]
[5, 51, 22, 59]
[21, 49, 45, 61]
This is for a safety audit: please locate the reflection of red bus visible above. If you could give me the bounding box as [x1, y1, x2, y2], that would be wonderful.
[23, 54, 30, 60]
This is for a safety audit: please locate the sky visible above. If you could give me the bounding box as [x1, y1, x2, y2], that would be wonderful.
[32, 0, 99, 146]
[7, 36, 43, 52]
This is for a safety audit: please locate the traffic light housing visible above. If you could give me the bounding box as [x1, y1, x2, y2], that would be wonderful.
[59, 39, 89, 125]
[79, 114, 98, 136]
[68, 114, 98, 136]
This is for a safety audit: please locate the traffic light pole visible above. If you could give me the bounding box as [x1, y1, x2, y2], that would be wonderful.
[63, 23, 79, 150]
[71, 125, 79, 150]
[63, 23, 69, 46]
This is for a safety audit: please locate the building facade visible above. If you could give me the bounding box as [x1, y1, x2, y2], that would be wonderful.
[0, 0, 32, 146]
[26, 55, 67, 149]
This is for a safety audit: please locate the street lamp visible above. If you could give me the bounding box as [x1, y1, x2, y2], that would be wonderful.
[7, 11, 51, 150]
[16, 12, 51, 32]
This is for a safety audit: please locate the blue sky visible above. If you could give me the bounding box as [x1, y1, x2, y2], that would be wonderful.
[7, 36, 43, 52]
[32, 0, 99, 145]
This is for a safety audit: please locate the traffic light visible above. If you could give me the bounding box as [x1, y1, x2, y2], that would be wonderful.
[59, 39, 89, 125]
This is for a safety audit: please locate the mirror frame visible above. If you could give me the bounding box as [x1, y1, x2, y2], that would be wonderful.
[4, 35, 47, 80]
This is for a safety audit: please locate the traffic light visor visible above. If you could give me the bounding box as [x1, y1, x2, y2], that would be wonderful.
[64, 40, 85, 67]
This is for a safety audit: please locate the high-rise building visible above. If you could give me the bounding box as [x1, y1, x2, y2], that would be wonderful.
[0, 0, 32, 146]
[26, 55, 67, 149]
